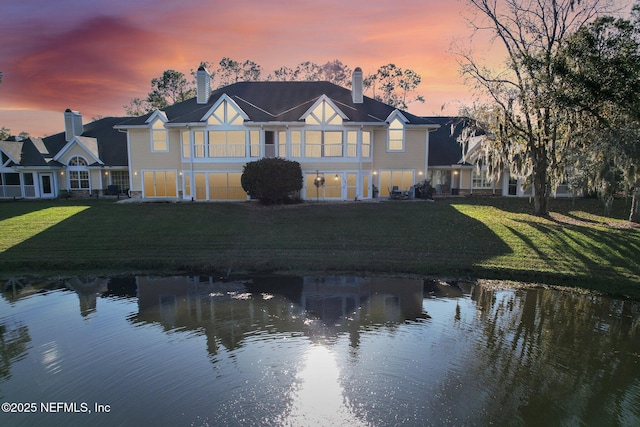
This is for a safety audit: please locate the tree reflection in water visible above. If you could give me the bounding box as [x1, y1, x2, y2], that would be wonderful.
[0, 275, 638, 426]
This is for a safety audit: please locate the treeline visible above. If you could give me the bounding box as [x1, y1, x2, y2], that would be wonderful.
[124, 59, 424, 116]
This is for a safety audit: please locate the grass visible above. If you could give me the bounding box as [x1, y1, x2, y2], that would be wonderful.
[1, 196, 639, 299]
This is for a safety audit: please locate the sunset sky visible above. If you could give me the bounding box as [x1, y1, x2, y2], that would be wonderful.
[1, 0, 501, 136]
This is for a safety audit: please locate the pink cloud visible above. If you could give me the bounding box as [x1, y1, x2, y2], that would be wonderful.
[0, 0, 487, 135]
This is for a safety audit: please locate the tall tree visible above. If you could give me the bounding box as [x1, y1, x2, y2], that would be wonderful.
[124, 70, 195, 116]
[556, 7, 640, 222]
[457, 0, 612, 216]
[365, 64, 424, 109]
[148, 69, 195, 108]
[214, 57, 262, 87]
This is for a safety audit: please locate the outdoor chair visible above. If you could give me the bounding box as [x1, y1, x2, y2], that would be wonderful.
[389, 186, 403, 200]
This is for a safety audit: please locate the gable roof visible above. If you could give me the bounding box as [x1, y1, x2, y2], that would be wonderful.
[1, 116, 131, 168]
[117, 81, 440, 128]
[43, 116, 130, 167]
[0, 137, 54, 167]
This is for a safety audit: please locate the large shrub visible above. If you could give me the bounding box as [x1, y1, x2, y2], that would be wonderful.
[241, 158, 303, 204]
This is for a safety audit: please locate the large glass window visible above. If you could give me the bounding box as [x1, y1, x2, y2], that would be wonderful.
[208, 173, 245, 200]
[379, 170, 414, 196]
[304, 131, 343, 157]
[388, 119, 404, 152]
[324, 131, 343, 157]
[291, 131, 302, 158]
[143, 171, 177, 197]
[305, 131, 322, 158]
[207, 131, 246, 157]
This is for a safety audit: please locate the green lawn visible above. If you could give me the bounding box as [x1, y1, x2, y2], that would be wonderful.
[1, 197, 639, 299]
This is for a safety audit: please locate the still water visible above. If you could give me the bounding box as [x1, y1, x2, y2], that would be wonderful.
[0, 275, 639, 426]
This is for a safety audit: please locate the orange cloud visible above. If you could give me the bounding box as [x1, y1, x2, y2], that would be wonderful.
[0, 0, 492, 135]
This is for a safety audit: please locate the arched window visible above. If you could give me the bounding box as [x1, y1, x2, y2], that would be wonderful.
[68, 156, 89, 189]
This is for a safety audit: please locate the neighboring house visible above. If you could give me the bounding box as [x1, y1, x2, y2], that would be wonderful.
[0, 111, 130, 199]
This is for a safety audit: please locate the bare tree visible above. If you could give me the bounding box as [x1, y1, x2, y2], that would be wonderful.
[457, 0, 615, 216]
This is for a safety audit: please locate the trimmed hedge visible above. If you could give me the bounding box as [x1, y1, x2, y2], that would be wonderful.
[241, 158, 303, 204]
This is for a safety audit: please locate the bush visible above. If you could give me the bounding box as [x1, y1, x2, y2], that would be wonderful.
[241, 158, 303, 204]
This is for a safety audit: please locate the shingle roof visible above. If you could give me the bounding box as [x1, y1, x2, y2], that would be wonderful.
[118, 81, 439, 127]
[425, 116, 472, 167]
[0, 116, 131, 167]
[44, 116, 130, 167]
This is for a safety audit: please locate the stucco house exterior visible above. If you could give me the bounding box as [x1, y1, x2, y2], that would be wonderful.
[1, 66, 572, 201]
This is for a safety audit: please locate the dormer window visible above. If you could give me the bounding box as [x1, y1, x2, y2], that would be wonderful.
[388, 118, 404, 152]
[151, 120, 168, 152]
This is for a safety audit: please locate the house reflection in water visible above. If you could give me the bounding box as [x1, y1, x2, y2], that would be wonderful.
[134, 276, 427, 354]
[63, 277, 110, 317]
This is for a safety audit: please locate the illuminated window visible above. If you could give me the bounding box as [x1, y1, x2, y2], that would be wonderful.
[278, 131, 287, 157]
[207, 100, 244, 126]
[181, 131, 190, 158]
[194, 131, 205, 158]
[291, 131, 302, 157]
[362, 131, 371, 158]
[305, 131, 322, 157]
[151, 120, 168, 152]
[346, 131, 357, 157]
[250, 131, 260, 157]
[324, 131, 343, 157]
[143, 171, 177, 197]
[68, 156, 89, 189]
[208, 131, 246, 157]
[304, 100, 343, 126]
[203, 99, 247, 158]
[379, 170, 414, 196]
[388, 119, 404, 151]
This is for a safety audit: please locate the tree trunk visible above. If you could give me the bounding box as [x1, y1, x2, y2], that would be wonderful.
[630, 181, 640, 224]
[532, 146, 549, 216]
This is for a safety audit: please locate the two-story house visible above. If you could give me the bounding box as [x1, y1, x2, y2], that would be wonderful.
[114, 67, 440, 201]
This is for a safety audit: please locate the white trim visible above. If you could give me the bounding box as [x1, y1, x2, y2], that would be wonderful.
[200, 94, 250, 123]
[52, 136, 103, 164]
[385, 109, 410, 125]
[145, 109, 168, 124]
[299, 95, 349, 122]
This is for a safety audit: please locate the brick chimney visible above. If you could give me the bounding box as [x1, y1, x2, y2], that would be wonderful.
[197, 66, 211, 104]
[64, 109, 83, 141]
[352, 67, 363, 104]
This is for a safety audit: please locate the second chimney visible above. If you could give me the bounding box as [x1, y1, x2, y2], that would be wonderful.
[352, 67, 363, 104]
[64, 109, 83, 141]
[197, 66, 211, 104]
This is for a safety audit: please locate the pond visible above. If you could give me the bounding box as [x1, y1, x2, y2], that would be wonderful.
[0, 275, 639, 426]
